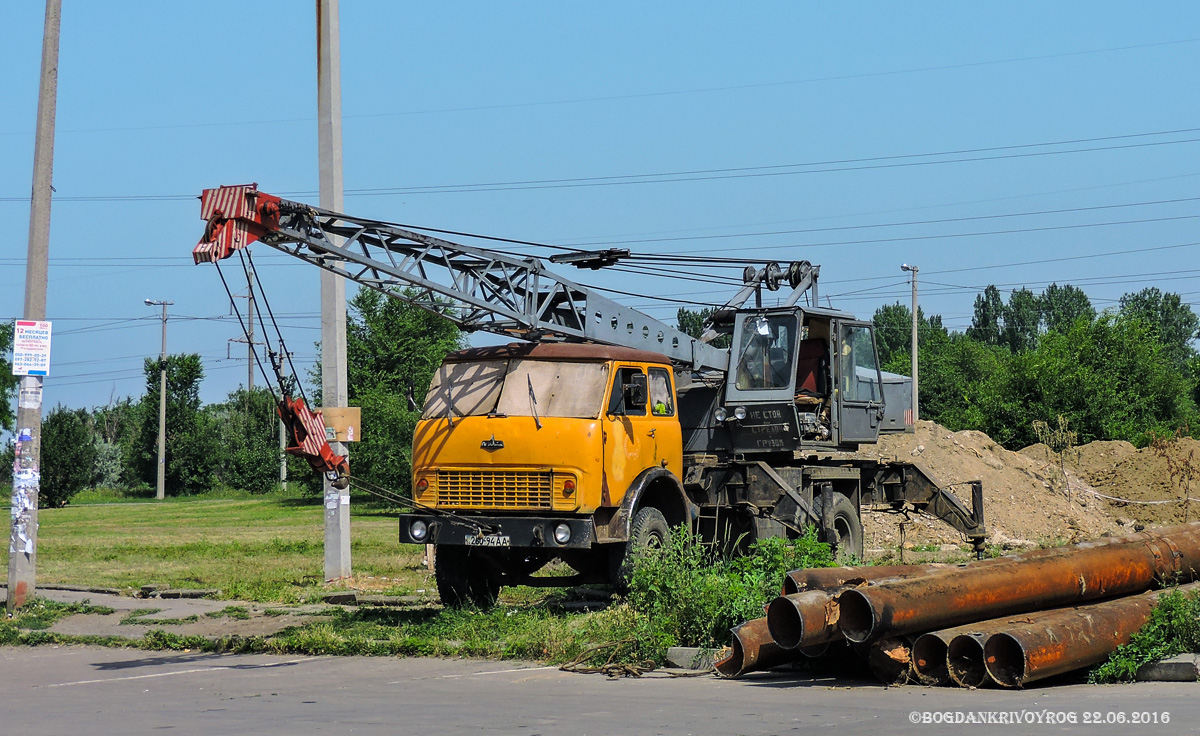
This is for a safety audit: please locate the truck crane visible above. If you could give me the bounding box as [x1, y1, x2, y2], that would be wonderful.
[193, 184, 986, 607]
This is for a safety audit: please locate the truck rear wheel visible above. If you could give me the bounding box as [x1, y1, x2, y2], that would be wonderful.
[815, 493, 863, 561]
[435, 546, 501, 608]
[609, 506, 672, 590]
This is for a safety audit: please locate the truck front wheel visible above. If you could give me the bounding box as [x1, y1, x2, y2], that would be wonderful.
[609, 506, 672, 589]
[434, 546, 501, 608]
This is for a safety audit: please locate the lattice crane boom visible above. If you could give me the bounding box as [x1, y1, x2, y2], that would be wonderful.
[194, 184, 729, 372]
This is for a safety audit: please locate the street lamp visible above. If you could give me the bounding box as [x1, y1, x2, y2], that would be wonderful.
[899, 265, 918, 425]
[144, 299, 173, 500]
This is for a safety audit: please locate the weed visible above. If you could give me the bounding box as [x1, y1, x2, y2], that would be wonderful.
[1090, 588, 1200, 683]
[620, 527, 834, 660]
[120, 608, 199, 626]
[120, 608, 163, 625]
[7, 598, 115, 630]
[206, 606, 251, 620]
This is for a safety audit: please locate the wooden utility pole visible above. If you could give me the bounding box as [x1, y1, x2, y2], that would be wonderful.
[318, 0, 351, 581]
[8, 0, 61, 613]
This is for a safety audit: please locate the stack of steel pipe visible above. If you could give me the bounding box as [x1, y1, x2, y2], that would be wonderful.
[717, 522, 1200, 687]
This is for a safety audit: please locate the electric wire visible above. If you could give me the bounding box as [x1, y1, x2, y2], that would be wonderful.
[8, 125, 1200, 203]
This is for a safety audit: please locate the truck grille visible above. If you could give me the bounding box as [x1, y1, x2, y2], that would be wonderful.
[435, 470, 553, 509]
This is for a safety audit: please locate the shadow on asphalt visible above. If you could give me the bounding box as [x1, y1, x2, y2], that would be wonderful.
[92, 652, 305, 672]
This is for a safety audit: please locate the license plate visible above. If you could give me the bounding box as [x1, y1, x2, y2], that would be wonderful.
[465, 534, 511, 547]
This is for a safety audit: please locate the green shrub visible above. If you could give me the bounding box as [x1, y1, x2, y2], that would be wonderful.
[1091, 588, 1200, 683]
[623, 527, 833, 654]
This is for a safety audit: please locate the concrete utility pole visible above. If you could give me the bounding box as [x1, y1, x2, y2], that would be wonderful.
[901, 264, 919, 424]
[145, 299, 173, 500]
[8, 0, 61, 614]
[318, 0, 351, 581]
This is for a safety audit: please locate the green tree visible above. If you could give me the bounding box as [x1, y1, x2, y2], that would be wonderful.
[40, 405, 97, 507]
[904, 332, 1006, 432]
[211, 388, 281, 494]
[91, 397, 142, 488]
[966, 285, 1005, 346]
[1039, 283, 1095, 334]
[675, 307, 732, 349]
[1119, 288, 1200, 367]
[1002, 287, 1041, 353]
[0, 322, 20, 431]
[975, 314, 1199, 448]
[345, 288, 465, 495]
[872, 302, 947, 368]
[135, 354, 219, 495]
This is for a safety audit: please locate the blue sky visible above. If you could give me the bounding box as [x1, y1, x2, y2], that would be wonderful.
[3, 2, 1200, 411]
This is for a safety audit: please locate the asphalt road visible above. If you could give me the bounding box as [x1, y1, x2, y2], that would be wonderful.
[1, 646, 1198, 735]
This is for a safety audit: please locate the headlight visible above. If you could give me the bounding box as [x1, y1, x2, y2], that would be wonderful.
[554, 523, 572, 544]
[733, 406, 747, 421]
[410, 519, 428, 542]
[714, 406, 728, 422]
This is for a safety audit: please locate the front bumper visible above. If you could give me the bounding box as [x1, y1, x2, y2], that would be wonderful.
[398, 513, 597, 549]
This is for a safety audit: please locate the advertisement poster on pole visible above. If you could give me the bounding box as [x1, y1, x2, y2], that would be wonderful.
[12, 320, 52, 376]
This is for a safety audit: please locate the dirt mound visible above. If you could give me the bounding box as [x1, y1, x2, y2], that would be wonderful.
[856, 421, 1118, 552]
[1061, 437, 1200, 527]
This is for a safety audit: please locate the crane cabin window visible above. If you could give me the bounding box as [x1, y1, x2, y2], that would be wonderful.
[649, 368, 674, 416]
[734, 314, 797, 390]
[840, 325, 881, 403]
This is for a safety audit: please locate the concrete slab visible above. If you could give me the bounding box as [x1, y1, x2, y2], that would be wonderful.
[665, 646, 720, 671]
[1137, 654, 1200, 682]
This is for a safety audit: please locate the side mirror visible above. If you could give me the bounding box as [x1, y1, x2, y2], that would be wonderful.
[406, 378, 418, 412]
[623, 373, 648, 411]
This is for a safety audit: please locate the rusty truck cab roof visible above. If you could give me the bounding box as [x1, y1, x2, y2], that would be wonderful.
[442, 342, 672, 365]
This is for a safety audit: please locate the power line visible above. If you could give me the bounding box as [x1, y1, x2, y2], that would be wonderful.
[6, 126, 1200, 203]
[8, 36, 1195, 136]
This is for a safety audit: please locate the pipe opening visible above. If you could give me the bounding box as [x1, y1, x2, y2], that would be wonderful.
[947, 634, 987, 688]
[983, 633, 1026, 688]
[911, 634, 950, 685]
[714, 637, 746, 678]
[782, 576, 800, 596]
[766, 597, 805, 649]
[836, 589, 876, 643]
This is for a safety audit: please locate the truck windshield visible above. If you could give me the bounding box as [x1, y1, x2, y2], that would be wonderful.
[422, 359, 609, 419]
[734, 314, 796, 390]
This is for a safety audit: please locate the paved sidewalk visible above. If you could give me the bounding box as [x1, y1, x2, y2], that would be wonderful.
[3, 586, 339, 640]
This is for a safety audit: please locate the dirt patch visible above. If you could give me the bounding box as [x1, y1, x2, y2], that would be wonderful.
[855, 421, 1119, 553]
[1050, 437, 1200, 527]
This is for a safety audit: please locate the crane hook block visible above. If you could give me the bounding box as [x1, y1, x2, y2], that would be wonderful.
[193, 184, 282, 264]
[278, 395, 350, 490]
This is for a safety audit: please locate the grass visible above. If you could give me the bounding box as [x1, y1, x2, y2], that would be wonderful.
[1, 521, 836, 666]
[1090, 587, 1200, 683]
[1, 598, 115, 633]
[2, 486, 840, 666]
[1, 487, 428, 603]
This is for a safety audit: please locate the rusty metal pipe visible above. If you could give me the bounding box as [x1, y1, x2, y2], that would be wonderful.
[947, 632, 989, 688]
[714, 616, 801, 678]
[911, 623, 989, 686]
[982, 582, 1200, 687]
[782, 555, 1030, 596]
[838, 522, 1200, 643]
[766, 587, 846, 650]
[783, 564, 946, 595]
[868, 635, 915, 686]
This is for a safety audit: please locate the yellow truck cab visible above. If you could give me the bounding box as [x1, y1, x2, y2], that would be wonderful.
[401, 343, 690, 606]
